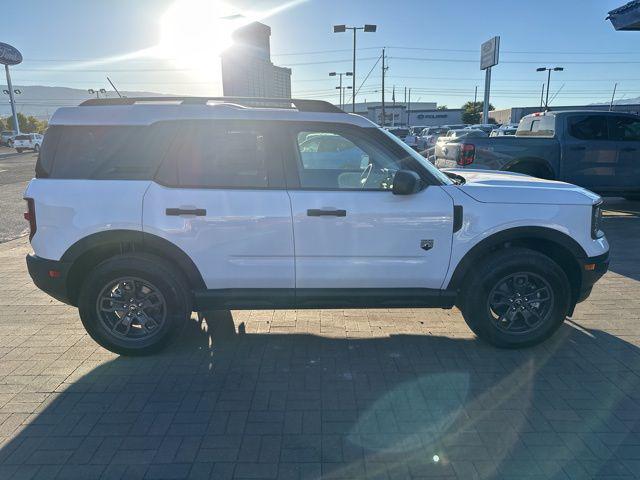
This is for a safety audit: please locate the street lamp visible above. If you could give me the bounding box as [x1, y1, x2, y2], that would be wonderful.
[88, 88, 107, 99]
[2, 89, 21, 133]
[536, 67, 563, 109]
[329, 71, 352, 110]
[333, 24, 377, 113]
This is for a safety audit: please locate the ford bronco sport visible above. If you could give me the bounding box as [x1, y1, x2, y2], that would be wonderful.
[24, 97, 609, 355]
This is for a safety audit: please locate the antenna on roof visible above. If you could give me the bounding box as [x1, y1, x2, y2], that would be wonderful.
[106, 77, 124, 98]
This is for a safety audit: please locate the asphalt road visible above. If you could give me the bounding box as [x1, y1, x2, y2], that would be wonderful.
[0, 146, 36, 243]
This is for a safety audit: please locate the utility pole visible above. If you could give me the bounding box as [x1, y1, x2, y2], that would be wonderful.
[407, 88, 411, 127]
[540, 84, 545, 109]
[609, 82, 618, 111]
[381, 48, 386, 127]
[474, 85, 478, 107]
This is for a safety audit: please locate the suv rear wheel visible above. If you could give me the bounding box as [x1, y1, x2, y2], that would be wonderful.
[459, 248, 570, 348]
[78, 254, 191, 355]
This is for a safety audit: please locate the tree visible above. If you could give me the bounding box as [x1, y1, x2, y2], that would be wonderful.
[4, 113, 48, 133]
[461, 101, 494, 124]
[436, 105, 448, 110]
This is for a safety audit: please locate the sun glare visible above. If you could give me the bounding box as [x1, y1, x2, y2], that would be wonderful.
[158, 0, 247, 81]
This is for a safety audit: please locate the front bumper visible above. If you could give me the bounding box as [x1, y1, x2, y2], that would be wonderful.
[576, 251, 609, 304]
[26, 254, 73, 305]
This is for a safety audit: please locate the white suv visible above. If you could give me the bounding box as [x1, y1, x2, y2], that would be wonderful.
[13, 133, 43, 153]
[24, 97, 609, 355]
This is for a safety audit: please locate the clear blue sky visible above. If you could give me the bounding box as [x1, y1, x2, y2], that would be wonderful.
[3, 0, 640, 109]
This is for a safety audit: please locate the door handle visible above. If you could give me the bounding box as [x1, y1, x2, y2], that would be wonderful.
[569, 146, 586, 151]
[166, 208, 207, 216]
[621, 147, 637, 152]
[307, 209, 347, 217]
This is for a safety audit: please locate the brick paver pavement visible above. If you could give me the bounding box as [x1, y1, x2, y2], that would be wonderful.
[0, 199, 638, 479]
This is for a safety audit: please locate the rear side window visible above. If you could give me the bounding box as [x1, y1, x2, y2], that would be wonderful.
[568, 115, 608, 141]
[608, 115, 640, 141]
[156, 121, 280, 189]
[37, 124, 176, 179]
[516, 115, 555, 137]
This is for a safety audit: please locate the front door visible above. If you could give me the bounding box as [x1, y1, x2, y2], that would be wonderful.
[284, 124, 454, 291]
[562, 114, 620, 190]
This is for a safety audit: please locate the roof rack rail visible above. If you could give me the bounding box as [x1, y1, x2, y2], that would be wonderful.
[79, 96, 344, 114]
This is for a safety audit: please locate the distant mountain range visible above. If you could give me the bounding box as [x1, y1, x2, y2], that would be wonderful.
[3, 85, 640, 120]
[0, 85, 167, 120]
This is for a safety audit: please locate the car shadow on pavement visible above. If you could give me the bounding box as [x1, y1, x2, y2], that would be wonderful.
[603, 198, 640, 282]
[0, 310, 639, 480]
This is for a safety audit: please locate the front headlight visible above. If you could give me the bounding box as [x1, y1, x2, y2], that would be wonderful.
[591, 201, 604, 239]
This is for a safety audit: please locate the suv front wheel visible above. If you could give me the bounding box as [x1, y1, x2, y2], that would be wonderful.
[459, 248, 570, 348]
[78, 254, 191, 355]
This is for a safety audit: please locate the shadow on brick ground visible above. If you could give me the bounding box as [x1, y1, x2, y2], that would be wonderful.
[0, 311, 639, 480]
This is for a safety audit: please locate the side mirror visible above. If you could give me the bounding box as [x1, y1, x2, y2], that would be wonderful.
[392, 170, 423, 195]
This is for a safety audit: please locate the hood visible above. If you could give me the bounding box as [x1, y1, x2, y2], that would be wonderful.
[447, 169, 600, 205]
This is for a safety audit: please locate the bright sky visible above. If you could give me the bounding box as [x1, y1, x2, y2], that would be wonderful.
[3, 0, 640, 109]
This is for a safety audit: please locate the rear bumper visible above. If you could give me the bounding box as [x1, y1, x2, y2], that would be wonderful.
[576, 251, 609, 304]
[26, 254, 73, 305]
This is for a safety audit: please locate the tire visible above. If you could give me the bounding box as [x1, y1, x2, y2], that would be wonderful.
[16, 148, 23, 153]
[458, 247, 570, 348]
[34, 144, 40, 152]
[78, 254, 192, 356]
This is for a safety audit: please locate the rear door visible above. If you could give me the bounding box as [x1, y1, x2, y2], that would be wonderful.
[143, 120, 295, 293]
[561, 114, 619, 190]
[607, 114, 640, 190]
[283, 123, 454, 291]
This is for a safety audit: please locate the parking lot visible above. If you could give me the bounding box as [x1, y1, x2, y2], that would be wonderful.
[0, 158, 639, 478]
[0, 147, 35, 243]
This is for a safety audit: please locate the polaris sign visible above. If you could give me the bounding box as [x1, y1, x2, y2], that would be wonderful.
[0, 42, 22, 66]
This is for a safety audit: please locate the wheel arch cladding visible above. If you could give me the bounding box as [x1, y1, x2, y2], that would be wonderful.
[449, 226, 585, 308]
[63, 230, 206, 305]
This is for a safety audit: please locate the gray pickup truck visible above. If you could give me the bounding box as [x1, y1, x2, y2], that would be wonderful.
[433, 110, 640, 199]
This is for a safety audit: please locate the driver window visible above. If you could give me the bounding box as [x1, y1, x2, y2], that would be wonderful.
[295, 130, 401, 190]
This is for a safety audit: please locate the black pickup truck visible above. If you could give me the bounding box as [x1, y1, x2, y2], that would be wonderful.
[433, 110, 640, 199]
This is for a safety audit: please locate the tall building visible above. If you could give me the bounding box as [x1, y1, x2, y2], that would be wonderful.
[221, 22, 291, 98]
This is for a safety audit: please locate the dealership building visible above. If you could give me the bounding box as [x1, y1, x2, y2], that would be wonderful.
[221, 22, 291, 98]
[349, 102, 464, 127]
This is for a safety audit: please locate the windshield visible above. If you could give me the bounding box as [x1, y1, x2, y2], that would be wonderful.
[380, 128, 453, 185]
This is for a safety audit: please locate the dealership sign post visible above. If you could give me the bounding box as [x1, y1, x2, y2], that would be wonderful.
[0, 42, 23, 135]
[480, 36, 500, 123]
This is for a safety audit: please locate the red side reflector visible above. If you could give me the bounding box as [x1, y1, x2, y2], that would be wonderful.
[584, 263, 596, 271]
[48, 270, 61, 278]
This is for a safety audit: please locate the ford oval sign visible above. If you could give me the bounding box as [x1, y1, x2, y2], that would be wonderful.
[0, 43, 23, 66]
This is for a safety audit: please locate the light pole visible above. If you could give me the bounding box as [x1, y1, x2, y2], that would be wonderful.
[333, 24, 377, 113]
[536, 67, 563, 109]
[88, 88, 107, 99]
[2, 88, 21, 133]
[329, 71, 352, 110]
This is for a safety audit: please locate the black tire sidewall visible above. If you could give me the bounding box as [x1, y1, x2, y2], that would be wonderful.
[461, 249, 570, 348]
[78, 255, 190, 355]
